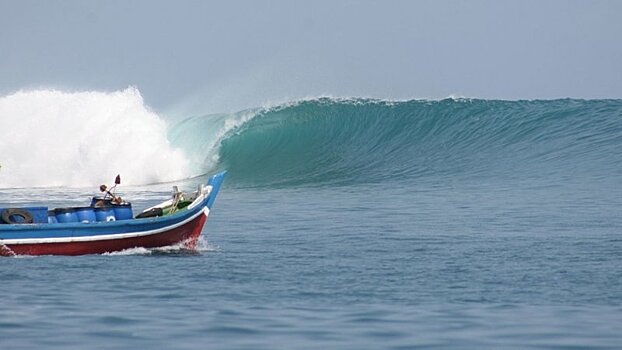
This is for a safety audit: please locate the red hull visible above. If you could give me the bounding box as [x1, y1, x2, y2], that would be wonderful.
[2, 213, 207, 256]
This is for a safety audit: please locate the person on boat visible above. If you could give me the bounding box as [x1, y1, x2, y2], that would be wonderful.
[97, 184, 123, 205]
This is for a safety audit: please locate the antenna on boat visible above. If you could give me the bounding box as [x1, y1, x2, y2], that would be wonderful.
[113, 174, 121, 189]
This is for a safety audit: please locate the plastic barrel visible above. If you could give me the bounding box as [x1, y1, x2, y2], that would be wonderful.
[23, 207, 49, 223]
[54, 208, 79, 223]
[75, 207, 97, 223]
[47, 210, 58, 224]
[94, 207, 116, 222]
[112, 204, 133, 220]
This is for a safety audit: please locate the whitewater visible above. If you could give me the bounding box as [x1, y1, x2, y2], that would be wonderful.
[1, 88, 622, 349]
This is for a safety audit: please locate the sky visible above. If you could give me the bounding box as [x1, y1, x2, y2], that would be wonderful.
[1, 0, 621, 114]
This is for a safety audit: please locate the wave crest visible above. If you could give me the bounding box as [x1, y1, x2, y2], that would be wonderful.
[197, 98, 622, 187]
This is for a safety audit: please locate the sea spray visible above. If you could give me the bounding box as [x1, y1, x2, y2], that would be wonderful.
[0, 87, 190, 188]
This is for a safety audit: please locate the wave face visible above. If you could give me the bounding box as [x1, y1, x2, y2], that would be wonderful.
[187, 98, 622, 188]
[2, 90, 620, 190]
[0, 88, 190, 188]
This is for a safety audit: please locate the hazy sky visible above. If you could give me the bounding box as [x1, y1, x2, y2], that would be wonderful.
[1, 0, 621, 113]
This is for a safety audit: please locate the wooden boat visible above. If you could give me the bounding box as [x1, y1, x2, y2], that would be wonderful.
[0, 171, 226, 256]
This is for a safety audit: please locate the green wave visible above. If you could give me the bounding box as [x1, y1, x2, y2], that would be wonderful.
[170, 98, 622, 188]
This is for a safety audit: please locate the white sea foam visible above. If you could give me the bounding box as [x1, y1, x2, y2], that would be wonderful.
[102, 246, 153, 256]
[196, 235, 219, 252]
[100, 237, 215, 256]
[0, 87, 191, 188]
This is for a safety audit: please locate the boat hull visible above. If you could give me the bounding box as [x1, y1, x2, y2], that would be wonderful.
[0, 171, 226, 257]
[1, 210, 207, 256]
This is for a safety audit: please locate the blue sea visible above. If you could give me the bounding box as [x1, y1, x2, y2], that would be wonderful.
[1, 97, 622, 349]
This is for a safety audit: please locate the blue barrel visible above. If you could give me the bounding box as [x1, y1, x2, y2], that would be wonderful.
[94, 207, 116, 222]
[54, 208, 78, 223]
[75, 207, 97, 223]
[47, 210, 58, 224]
[24, 207, 49, 223]
[112, 204, 133, 220]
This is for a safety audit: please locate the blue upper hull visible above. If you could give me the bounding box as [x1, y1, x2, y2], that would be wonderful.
[0, 171, 226, 242]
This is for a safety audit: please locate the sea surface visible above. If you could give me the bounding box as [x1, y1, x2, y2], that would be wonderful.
[1, 96, 622, 349]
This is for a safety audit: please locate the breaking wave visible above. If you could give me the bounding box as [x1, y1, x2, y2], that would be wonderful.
[2, 87, 621, 190]
[175, 97, 622, 188]
[0, 88, 190, 188]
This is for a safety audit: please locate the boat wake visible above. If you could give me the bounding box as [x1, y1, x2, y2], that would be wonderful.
[0, 244, 16, 257]
[3, 238, 219, 258]
[100, 237, 218, 256]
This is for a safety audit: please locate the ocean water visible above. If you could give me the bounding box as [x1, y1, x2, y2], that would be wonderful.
[1, 92, 622, 349]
